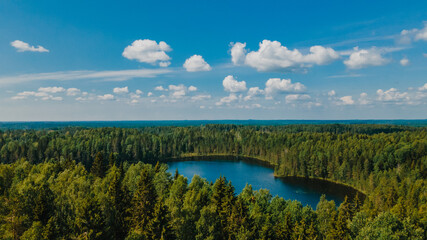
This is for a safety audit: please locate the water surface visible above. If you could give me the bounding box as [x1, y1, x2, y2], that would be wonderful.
[167, 160, 361, 208]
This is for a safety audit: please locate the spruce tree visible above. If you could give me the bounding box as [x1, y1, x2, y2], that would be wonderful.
[91, 152, 105, 178]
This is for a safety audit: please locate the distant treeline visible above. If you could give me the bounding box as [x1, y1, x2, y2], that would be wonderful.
[0, 124, 426, 239]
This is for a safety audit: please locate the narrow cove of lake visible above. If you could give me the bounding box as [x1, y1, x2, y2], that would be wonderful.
[167, 160, 362, 209]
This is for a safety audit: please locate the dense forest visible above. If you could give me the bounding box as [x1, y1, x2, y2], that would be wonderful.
[0, 124, 426, 239]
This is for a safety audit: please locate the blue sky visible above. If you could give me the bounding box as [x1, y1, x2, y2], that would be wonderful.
[0, 0, 426, 120]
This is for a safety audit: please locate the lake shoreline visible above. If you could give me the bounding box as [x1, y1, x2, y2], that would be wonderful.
[165, 154, 366, 203]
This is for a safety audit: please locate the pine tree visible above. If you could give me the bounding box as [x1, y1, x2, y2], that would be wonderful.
[91, 152, 105, 178]
[107, 166, 129, 240]
[148, 198, 175, 240]
[130, 168, 157, 235]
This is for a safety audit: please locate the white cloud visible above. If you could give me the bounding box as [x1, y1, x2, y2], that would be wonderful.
[376, 88, 409, 102]
[113, 86, 129, 94]
[344, 47, 389, 69]
[418, 83, 427, 91]
[147, 92, 153, 96]
[38, 86, 65, 93]
[10, 40, 49, 53]
[167, 84, 198, 99]
[66, 88, 81, 96]
[0, 69, 171, 85]
[358, 92, 370, 105]
[415, 22, 427, 41]
[98, 94, 115, 101]
[136, 89, 143, 95]
[223, 75, 247, 93]
[122, 39, 172, 67]
[244, 87, 264, 101]
[238, 40, 339, 71]
[183, 55, 212, 72]
[328, 90, 336, 96]
[400, 57, 409, 66]
[285, 94, 311, 103]
[154, 86, 166, 91]
[338, 96, 355, 105]
[264, 78, 306, 97]
[230, 42, 247, 65]
[216, 94, 238, 106]
[191, 94, 211, 101]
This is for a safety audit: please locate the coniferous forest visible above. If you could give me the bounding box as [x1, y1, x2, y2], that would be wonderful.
[0, 124, 425, 239]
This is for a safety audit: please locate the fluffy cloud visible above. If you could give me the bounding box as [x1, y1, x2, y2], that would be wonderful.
[264, 78, 306, 97]
[358, 93, 370, 105]
[223, 75, 247, 93]
[113, 86, 129, 94]
[11, 40, 49, 53]
[167, 84, 198, 99]
[11, 89, 63, 101]
[233, 40, 339, 71]
[338, 96, 355, 105]
[191, 94, 211, 101]
[154, 86, 167, 91]
[97, 94, 115, 101]
[122, 39, 172, 67]
[244, 87, 264, 101]
[419, 83, 427, 91]
[66, 88, 81, 96]
[230, 42, 247, 65]
[328, 90, 336, 96]
[38, 86, 65, 93]
[401, 22, 427, 43]
[344, 47, 389, 69]
[400, 57, 409, 66]
[216, 94, 238, 106]
[136, 89, 143, 95]
[285, 94, 311, 103]
[183, 55, 212, 72]
[376, 88, 409, 102]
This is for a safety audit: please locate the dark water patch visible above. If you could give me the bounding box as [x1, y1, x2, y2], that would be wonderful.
[166, 159, 364, 209]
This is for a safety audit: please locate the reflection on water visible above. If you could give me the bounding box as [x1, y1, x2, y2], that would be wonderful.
[167, 159, 364, 209]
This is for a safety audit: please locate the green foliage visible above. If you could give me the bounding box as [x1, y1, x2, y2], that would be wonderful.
[0, 124, 425, 239]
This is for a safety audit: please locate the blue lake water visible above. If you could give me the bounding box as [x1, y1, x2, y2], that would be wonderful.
[167, 160, 359, 209]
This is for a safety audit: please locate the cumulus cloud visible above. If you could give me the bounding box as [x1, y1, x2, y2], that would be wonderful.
[183, 55, 212, 72]
[11, 40, 49, 53]
[223, 75, 247, 93]
[376, 88, 409, 103]
[328, 90, 336, 96]
[216, 94, 238, 106]
[244, 87, 264, 101]
[38, 86, 65, 93]
[233, 40, 339, 72]
[136, 89, 143, 95]
[419, 83, 427, 91]
[191, 94, 211, 101]
[11, 88, 64, 101]
[98, 94, 115, 101]
[264, 78, 306, 98]
[344, 47, 389, 69]
[358, 93, 371, 105]
[154, 86, 167, 91]
[230, 42, 247, 65]
[66, 88, 81, 96]
[113, 86, 129, 94]
[166, 84, 198, 99]
[122, 39, 172, 67]
[147, 92, 153, 96]
[285, 94, 311, 103]
[338, 96, 355, 105]
[400, 57, 409, 66]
